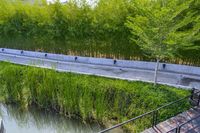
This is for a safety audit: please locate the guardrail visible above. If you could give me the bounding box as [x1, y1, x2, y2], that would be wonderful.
[99, 88, 200, 133]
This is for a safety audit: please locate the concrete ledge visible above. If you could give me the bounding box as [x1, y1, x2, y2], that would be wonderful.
[0, 48, 200, 76]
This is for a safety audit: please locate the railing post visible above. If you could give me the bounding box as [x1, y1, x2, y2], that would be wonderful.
[152, 111, 155, 127]
[197, 94, 200, 106]
[175, 127, 178, 133]
[190, 88, 195, 100]
[176, 126, 181, 133]
[155, 110, 158, 126]
[152, 110, 158, 127]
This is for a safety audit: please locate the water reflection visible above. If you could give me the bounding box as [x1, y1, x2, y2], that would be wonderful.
[0, 104, 102, 133]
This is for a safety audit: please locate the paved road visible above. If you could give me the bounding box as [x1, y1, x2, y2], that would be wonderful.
[0, 52, 199, 89]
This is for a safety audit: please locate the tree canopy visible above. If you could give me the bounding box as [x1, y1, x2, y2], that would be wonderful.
[126, 0, 200, 60]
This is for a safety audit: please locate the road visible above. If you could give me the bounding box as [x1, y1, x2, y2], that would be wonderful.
[0, 52, 199, 89]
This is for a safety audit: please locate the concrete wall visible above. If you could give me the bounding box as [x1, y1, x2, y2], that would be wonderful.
[1, 48, 200, 76]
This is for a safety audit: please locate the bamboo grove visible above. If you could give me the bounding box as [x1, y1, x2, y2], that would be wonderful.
[0, 0, 199, 65]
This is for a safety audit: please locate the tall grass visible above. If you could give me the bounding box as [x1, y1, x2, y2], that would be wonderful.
[0, 0, 199, 66]
[0, 62, 191, 132]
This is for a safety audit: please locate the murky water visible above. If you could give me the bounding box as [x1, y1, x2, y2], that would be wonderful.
[0, 104, 102, 133]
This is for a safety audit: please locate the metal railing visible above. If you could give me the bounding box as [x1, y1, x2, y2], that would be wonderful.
[166, 113, 200, 133]
[99, 88, 200, 133]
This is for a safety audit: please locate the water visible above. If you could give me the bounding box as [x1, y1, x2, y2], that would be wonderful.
[0, 104, 102, 133]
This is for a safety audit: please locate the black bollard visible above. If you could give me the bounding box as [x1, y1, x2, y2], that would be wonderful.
[114, 60, 117, 64]
[162, 64, 166, 69]
[75, 57, 78, 61]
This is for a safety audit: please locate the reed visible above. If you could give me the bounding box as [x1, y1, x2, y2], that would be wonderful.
[0, 62, 190, 132]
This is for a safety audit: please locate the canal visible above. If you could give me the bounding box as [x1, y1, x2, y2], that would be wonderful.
[0, 104, 102, 133]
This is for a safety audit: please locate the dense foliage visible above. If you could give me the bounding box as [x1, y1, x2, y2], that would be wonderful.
[0, 0, 199, 65]
[126, 0, 200, 60]
[126, 0, 200, 84]
[0, 62, 190, 132]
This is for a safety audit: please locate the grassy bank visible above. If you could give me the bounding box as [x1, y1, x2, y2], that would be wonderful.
[0, 62, 191, 132]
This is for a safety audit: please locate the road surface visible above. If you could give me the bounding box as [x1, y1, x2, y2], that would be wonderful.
[0, 52, 199, 89]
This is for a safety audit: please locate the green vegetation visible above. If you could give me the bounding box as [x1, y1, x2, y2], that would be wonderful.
[0, 0, 199, 66]
[0, 0, 198, 131]
[125, 0, 200, 85]
[0, 62, 191, 132]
